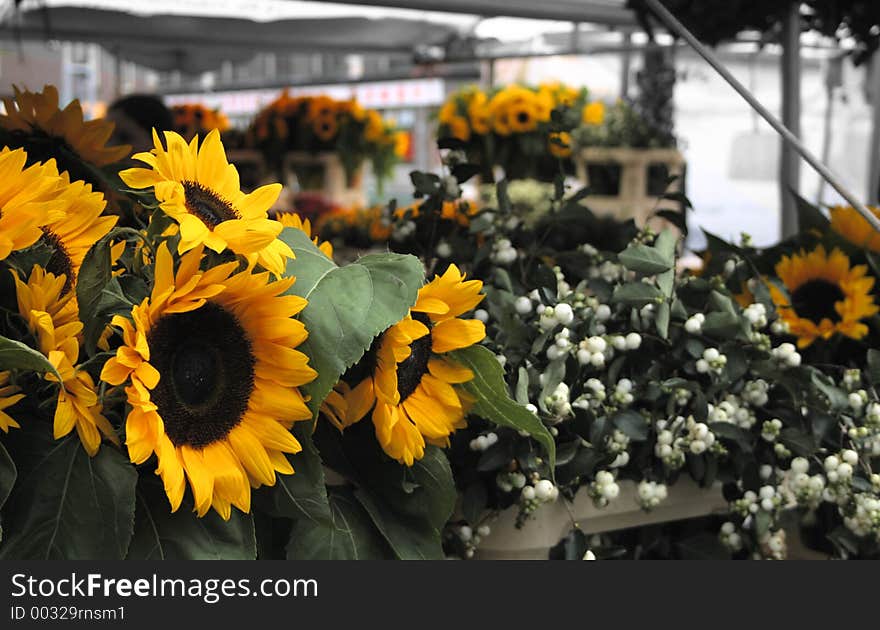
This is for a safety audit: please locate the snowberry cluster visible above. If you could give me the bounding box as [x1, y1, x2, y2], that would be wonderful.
[782, 457, 825, 510]
[636, 480, 668, 510]
[539, 303, 575, 331]
[606, 430, 630, 468]
[742, 379, 769, 406]
[684, 313, 704, 334]
[770, 342, 802, 368]
[456, 523, 492, 559]
[543, 382, 573, 420]
[719, 521, 743, 552]
[468, 432, 499, 452]
[491, 238, 518, 265]
[573, 378, 606, 410]
[708, 395, 757, 429]
[695, 347, 727, 375]
[588, 470, 620, 508]
[760, 418, 783, 442]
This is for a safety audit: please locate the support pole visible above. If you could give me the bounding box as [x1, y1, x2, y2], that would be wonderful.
[868, 55, 880, 204]
[640, 0, 880, 234]
[780, 2, 801, 238]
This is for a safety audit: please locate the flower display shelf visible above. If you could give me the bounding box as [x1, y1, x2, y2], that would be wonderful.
[574, 147, 686, 229]
[476, 479, 726, 560]
[283, 151, 366, 208]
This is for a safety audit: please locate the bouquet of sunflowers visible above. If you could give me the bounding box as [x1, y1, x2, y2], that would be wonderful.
[249, 92, 407, 193]
[436, 83, 604, 182]
[171, 103, 230, 141]
[0, 85, 543, 560]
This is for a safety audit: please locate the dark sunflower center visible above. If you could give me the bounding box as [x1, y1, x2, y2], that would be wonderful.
[790, 279, 844, 323]
[40, 229, 76, 295]
[517, 111, 530, 124]
[147, 302, 255, 448]
[396, 314, 432, 402]
[182, 181, 239, 229]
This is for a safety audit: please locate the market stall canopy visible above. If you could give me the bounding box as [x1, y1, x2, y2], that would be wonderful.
[0, 1, 468, 73]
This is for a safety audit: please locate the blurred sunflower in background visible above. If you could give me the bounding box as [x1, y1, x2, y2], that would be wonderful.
[582, 101, 606, 126]
[829, 205, 880, 254]
[0, 85, 130, 182]
[341, 264, 485, 465]
[768, 245, 879, 348]
[101, 243, 317, 518]
[119, 129, 293, 276]
[548, 131, 573, 158]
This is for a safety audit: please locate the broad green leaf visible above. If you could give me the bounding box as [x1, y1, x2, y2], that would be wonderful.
[701, 311, 742, 339]
[612, 282, 664, 307]
[654, 229, 677, 298]
[286, 487, 391, 560]
[0, 430, 136, 560]
[252, 424, 330, 523]
[451, 345, 555, 469]
[281, 228, 424, 415]
[461, 483, 488, 525]
[867, 349, 880, 386]
[127, 475, 256, 560]
[75, 233, 114, 354]
[655, 301, 670, 339]
[0, 336, 62, 381]
[354, 489, 444, 559]
[618, 243, 672, 275]
[612, 409, 648, 441]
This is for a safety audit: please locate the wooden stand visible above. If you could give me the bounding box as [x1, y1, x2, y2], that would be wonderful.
[476, 479, 726, 560]
[574, 147, 686, 228]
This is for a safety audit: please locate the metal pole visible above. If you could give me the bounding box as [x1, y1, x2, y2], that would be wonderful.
[621, 31, 632, 99]
[780, 3, 801, 238]
[868, 55, 880, 204]
[641, 0, 880, 233]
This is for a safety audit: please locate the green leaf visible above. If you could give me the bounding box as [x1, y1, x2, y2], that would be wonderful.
[701, 311, 742, 339]
[867, 349, 880, 386]
[0, 336, 62, 381]
[286, 487, 391, 560]
[127, 475, 256, 560]
[709, 422, 753, 453]
[654, 229, 678, 297]
[0, 431, 137, 560]
[281, 228, 424, 415]
[451, 345, 555, 469]
[75, 234, 114, 354]
[462, 483, 488, 525]
[0, 442, 15, 514]
[618, 243, 672, 275]
[612, 282, 664, 307]
[779, 427, 815, 458]
[252, 424, 330, 523]
[515, 366, 530, 405]
[655, 301, 670, 339]
[794, 192, 829, 234]
[354, 488, 444, 559]
[612, 409, 649, 441]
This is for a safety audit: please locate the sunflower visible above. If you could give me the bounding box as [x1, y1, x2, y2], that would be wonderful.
[364, 110, 385, 143]
[342, 264, 485, 465]
[277, 212, 334, 258]
[447, 116, 471, 142]
[438, 101, 459, 126]
[548, 131, 573, 158]
[313, 114, 339, 142]
[582, 101, 606, 126]
[100, 243, 317, 518]
[829, 205, 880, 254]
[468, 100, 491, 136]
[509, 103, 538, 133]
[41, 171, 117, 295]
[0, 147, 68, 261]
[13, 266, 117, 454]
[0, 85, 130, 178]
[768, 245, 879, 348]
[0, 371, 24, 433]
[119, 129, 293, 276]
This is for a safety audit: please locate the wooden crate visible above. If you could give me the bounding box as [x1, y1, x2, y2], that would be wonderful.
[574, 147, 686, 228]
[283, 151, 366, 208]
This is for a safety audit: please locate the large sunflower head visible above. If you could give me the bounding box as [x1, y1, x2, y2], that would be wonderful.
[0, 147, 68, 262]
[829, 205, 880, 254]
[40, 172, 117, 296]
[768, 245, 879, 348]
[119, 129, 293, 276]
[341, 264, 485, 465]
[0, 85, 130, 182]
[100, 243, 317, 518]
[508, 102, 538, 134]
